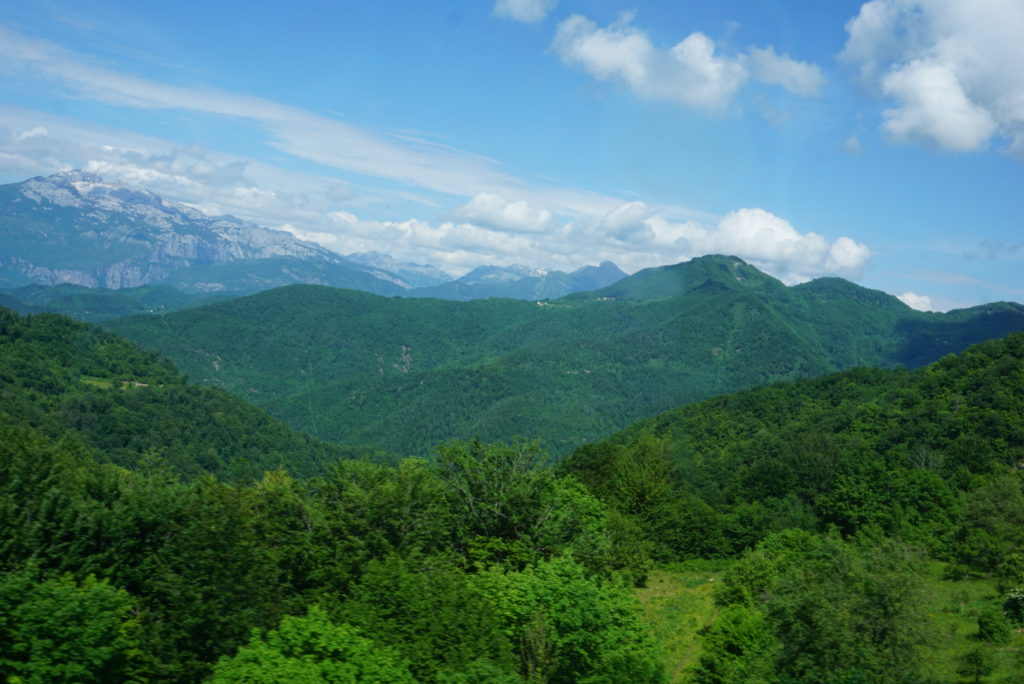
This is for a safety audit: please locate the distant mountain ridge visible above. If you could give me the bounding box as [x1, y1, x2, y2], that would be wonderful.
[345, 251, 453, 288]
[0, 170, 405, 291]
[411, 261, 627, 301]
[0, 171, 625, 301]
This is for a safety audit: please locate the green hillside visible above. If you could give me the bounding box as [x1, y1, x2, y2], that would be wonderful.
[0, 283, 223, 321]
[561, 332, 1024, 681]
[563, 332, 1024, 557]
[2, 325, 1023, 682]
[107, 255, 1024, 456]
[0, 306, 374, 480]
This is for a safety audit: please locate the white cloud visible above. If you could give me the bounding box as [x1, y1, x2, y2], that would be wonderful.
[644, 207, 871, 283]
[14, 126, 49, 141]
[747, 46, 825, 97]
[493, 0, 557, 23]
[596, 201, 654, 241]
[294, 211, 538, 275]
[841, 0, 1024, 154]
[897, 291, 934, 311]
[448, 193, 555, 233]
[881, 59, 996, 152]
[552, 13, 824, 111]
[552, 203, 870, 282]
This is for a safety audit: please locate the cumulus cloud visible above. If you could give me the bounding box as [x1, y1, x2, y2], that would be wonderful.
[552, 13, 824, 111]
[448, 193, 555, 233]
[639, 207, 871, 283]
[493, 0, 557, 23]
[287, 210, 539, 275]
[554, 202, 871, 282]
[595, 201, 654, 242]
[699, 209, 870, 282]
[841, 0, 1024, 154]
[897, 291, 933, 310]
[880, 59, 997, 151]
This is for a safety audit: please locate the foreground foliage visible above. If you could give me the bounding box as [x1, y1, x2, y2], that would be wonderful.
[2, 307, 1024, 681]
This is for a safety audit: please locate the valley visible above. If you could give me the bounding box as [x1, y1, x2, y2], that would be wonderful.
[4, 1, 1024, 680]
[106, 255, 1024, 456]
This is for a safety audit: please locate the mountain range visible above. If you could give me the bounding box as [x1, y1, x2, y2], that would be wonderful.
[106, 254, 1024, 456]
[0, 171, 625, 302]
[5, 170, 1024, 457]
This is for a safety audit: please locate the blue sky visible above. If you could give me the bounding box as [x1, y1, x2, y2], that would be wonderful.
[1, 0, 1022, 310]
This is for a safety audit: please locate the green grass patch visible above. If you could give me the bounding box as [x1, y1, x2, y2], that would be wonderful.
[638, 558, 1024, 683]
[917, 560, 1024, 683]
[636, 560, 728, 683]
[79, 375, 113, 390]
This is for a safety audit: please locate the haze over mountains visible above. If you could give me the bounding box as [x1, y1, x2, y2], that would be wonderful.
[0, 171, 626, 304]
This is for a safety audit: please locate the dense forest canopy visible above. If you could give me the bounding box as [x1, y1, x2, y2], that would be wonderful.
[1, 303, 1023, 681]
[0, 306, 379, 480]
[106, 256, 1024, 456]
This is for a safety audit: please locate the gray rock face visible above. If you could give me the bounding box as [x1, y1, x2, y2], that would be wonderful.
[345, 251, 453, 288]
[1, 171, 364, 290]
[1, 171, 625, 300]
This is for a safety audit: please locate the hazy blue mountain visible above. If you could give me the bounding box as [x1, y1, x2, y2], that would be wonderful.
[1, 171, 631, 303]
[345, 251, 452, 288]
[0, 283, 229, 321]
[410, 261, 627, 301]
[569, 261, 629, 291]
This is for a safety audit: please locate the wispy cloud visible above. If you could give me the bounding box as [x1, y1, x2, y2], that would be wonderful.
[493, 0, 557, 24]
[0, 25, 669, 221]
[0, 25, 869, 285]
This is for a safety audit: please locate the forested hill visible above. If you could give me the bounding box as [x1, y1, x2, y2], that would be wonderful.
[106, 255, 1024, 456]
[557, 333, 1024, 681]
[562, 332, 1024, 561]
[2, 329, 1023, 681]
[0, 306, 374, 480]
[0, 282, 223, 321]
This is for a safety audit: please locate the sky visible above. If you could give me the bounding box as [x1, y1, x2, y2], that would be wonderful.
[1, 0, 1022, 311]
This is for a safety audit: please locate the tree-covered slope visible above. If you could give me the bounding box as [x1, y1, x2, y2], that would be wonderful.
[0, 283, 224, 321]
[2, 333, 1024, 682]
[560, 332, 1024, 682]
[106, 255, 1024, 456]
[562, 332, 1024, 561]
[0, 306, 370, 479]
